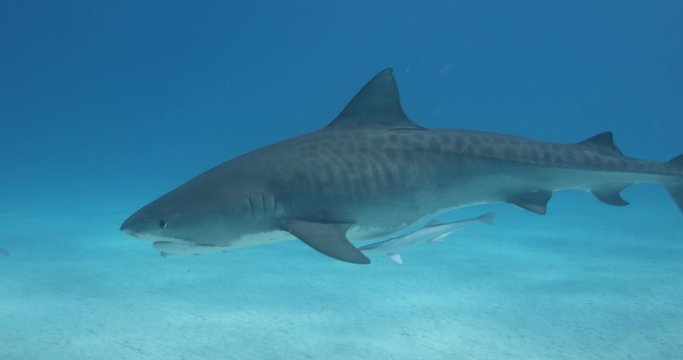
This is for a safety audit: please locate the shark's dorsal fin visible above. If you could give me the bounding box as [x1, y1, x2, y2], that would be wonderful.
[577, 132, 623, 156]
[325, 68, 424, 131]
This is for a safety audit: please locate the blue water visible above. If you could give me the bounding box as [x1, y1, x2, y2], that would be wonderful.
[1, 1, 682, 359]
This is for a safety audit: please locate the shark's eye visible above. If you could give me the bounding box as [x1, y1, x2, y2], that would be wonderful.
[159, 220, 167, 229]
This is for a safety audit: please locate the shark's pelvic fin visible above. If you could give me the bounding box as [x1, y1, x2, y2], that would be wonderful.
[508, 190, 553, 214]
[591, 184, 630, 206]
[281, 220, 371, 264]
[325, 68, 424, 131]
[577, 131, 624, 156]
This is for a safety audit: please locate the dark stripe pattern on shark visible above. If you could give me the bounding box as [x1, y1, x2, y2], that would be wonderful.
[121, 68, 683, 264]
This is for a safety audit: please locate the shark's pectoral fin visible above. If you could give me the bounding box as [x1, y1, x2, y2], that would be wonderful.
[281, 220, 371, 264]
[507, 190, 553, 214]
[591, 184, 630, 206]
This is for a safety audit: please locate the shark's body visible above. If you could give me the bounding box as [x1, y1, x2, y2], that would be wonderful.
[359, 213, 495, 264]
[121, 68, 683, 264]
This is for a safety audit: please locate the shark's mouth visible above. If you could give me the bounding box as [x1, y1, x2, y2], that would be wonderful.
[122, 229, 186, 244]
[153, 240, 228, 256]
[151, 230, 295, 257]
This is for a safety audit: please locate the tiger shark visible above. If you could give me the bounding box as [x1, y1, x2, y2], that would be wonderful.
[120, 68, 683, 264]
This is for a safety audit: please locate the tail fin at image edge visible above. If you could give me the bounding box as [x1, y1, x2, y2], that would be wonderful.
[665, 154, 683, 212]
[666, 154, 683, 169]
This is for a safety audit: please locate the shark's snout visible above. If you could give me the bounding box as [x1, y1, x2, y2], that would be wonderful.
[120, 211, 150, 238]
[120, 216, 138, 236]
[120, 226, 136, 237]
[120, 205, 184, 242]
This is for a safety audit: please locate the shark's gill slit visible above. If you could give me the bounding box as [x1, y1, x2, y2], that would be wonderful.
[247, 195, 255, 219]
[269, 194, 277, 217]
[260, 193, 266, 219]
[272, 194, 278, 217]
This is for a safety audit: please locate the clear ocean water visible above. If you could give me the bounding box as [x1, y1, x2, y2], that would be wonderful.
[1, 1, 682, 359]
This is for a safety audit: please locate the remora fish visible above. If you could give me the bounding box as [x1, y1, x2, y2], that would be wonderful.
[358, 213, 495, 264]
[120, 68, 683, 264]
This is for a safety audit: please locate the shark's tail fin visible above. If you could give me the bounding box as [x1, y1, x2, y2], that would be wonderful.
[665, 154, 683, 212]
[667, 154, 683, 170]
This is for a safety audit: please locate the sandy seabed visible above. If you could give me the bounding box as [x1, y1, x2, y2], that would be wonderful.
[1, 188, 681, 360]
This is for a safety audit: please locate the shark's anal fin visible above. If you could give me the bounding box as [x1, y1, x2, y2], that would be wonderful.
[281, 220, 371, 264]
[591, 185, 630, 206]
[508, 190, 553, 215]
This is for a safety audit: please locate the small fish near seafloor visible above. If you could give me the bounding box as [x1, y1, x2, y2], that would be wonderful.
[120, 68, 683, 265]
[358, 213, 495, 265]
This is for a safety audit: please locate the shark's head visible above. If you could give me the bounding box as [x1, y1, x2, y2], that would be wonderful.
[120, 173, 273, 247]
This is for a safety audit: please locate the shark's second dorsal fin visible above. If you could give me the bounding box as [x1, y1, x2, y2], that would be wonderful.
[577, 132, 623, 156]
[325, 68, 424, 131]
